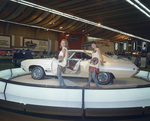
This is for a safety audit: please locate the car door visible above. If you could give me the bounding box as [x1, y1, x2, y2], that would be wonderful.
[64, 52, 91, 77]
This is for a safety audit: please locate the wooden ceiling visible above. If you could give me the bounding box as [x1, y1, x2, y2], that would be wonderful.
[0, 0, 150, 42]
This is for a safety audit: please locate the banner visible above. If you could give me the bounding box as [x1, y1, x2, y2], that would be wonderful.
[23, 38, 48, 51]
[82, 42, 91, 47]
[0, 35, 11, 48]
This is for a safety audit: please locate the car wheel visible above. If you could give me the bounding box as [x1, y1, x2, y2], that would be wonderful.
[97, 72, 112, 85]
[31, 67, 45, 80]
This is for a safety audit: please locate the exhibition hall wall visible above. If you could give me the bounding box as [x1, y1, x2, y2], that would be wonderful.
[57, 32, 87, 50]
[0, 22, 58, 52]
[88, 41, 114, 54]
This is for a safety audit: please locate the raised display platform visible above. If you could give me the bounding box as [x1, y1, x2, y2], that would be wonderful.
[10, 74, 150, 89]
[0, 68, 150, 120]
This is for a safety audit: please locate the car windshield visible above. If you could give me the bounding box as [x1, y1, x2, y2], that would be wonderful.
[69, 51, 91, 60]
[68, 51, 74, 58]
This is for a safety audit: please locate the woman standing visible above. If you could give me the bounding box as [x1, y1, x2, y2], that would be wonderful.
[57, 39, 68, 87]
[84, 41, 105, 88]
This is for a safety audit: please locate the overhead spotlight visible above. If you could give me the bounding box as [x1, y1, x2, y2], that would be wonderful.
[82, 30, 85, 32]
[97, 23, 101, 26]
[126, 0, 150, 18]
[59, 26, 63, 29]
[66, 34, 69, 36]
[134, 0, 150, 14]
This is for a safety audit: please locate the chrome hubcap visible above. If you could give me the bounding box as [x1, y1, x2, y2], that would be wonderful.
[34, 69, 41, 78]
[98, 73, 108, 82]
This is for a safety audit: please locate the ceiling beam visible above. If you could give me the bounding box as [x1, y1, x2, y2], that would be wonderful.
[9, 0, 150, 42]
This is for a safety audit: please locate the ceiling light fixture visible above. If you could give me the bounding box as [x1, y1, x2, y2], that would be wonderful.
[9, 0, 150, 42]
[134, 0, 150, 14]
[0, 19, 64, 33]
[59, 26, 63, 29]
[97, 23, 101, 26]
[126, 0, 150, 18]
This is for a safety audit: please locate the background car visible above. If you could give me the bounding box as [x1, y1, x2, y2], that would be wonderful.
[21, 50, 139, 85]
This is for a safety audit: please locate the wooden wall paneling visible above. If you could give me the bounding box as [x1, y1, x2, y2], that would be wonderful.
[35, 29, 40, 38]
[14, 35, 20, 46]
[0, 22, 4, 34]
[4, 23, 9, 35]
[11, 35, 15, 46]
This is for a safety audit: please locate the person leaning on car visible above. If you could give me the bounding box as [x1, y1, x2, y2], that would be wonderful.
[84, 41, 106, 88]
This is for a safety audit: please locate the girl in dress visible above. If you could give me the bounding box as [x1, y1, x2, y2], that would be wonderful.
[57, 39, 68, 87]
[84, 41, 105, 88]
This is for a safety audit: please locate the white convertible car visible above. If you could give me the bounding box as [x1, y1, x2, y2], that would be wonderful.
[21, 50, 139, 85]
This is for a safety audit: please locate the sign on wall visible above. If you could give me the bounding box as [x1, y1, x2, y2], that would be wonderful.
[114, 41, 148, 52]
[82, 41, 114, 54]
[132, 41, 137, 51]
[0, 35, 11, 48]
[123, 42, 128, 51]
[141, 41, 147, 51]
[82, 42, 91, 47]
[23, 38, 48, 51]
[114, 42, 119, 51]
[67, 36, 80, 41]
[55, 41, 58, 51]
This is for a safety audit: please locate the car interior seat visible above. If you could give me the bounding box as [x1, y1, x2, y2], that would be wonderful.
[73, 59, 81, 71]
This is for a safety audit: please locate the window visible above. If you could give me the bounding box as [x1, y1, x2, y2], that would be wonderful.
[71, 52, 91, 60]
